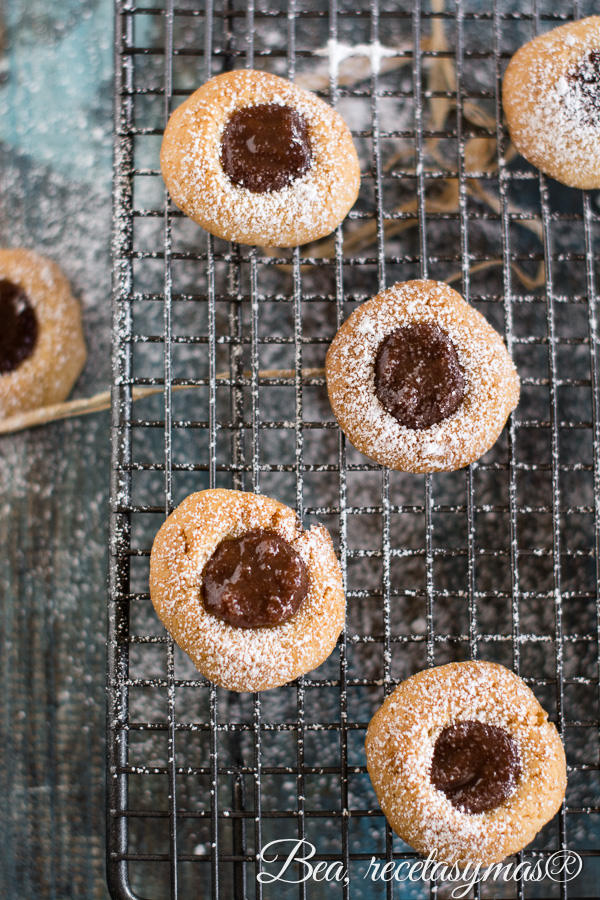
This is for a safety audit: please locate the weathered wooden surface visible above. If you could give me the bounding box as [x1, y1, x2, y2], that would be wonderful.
[3, 1, 600, 898]
[0, 2, 113, 897]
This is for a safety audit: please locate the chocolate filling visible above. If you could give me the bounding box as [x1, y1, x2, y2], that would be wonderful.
[220, 103, 312, 193]
[374, 322, 465, 430]
[0, 279, 38, 374]
[430, 720, 521, 814]
[201, 529, 310, 628]
[568, 50, 600, 121]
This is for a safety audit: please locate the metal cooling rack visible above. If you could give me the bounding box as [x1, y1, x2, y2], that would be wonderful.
[108, 1, 600, 897]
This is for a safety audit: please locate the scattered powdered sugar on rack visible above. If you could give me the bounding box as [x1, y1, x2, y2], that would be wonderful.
[295, 40, 407, 95]
[365, 661, 567, 865]
[315, 39, 399, 79]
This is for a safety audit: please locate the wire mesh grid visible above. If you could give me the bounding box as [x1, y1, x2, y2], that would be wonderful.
[108, 1, 600, 897]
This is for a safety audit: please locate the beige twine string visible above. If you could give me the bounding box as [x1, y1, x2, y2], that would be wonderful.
[0, 369, 326, 436]
[3, 0, 543, 437]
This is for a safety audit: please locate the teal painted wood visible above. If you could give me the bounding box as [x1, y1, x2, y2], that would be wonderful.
[0, 1, 113, 897]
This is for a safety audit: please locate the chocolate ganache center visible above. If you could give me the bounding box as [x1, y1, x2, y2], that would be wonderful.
[430, 720, 521, 815]
[201, 529, 310, 628]
[374, 322, 465, 430]
[0, 279, 38, 374]
[568, 50, 600, 122]
[220, 103, 312, 193]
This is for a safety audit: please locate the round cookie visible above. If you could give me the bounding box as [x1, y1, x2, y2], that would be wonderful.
[365, 661, 567, 866]
[149, 489, 345, 692]
[325, 280, 520, 473]
[0, 248, 87, 419]
[503, 16, 600, 189]
[160, 69, 361, 247]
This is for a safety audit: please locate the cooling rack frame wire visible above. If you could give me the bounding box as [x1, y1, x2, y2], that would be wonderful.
[107, 1, 600, 898]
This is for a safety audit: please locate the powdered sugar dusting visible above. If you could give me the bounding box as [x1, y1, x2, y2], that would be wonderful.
[0, 248, 86, 419]
[160, 69, 360, 247]
[326, 280, 520, 473]
[150, 489, 345, 692]
[503, 16, 600, 189]
[316, 39, 399, 79]
[366, 661, 567, 865]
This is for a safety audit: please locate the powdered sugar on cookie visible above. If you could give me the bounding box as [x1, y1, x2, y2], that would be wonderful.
[160, 69, 360, 247]
[365, 661, 567, 865]
[503, 16, 600, 189]
[149, 488, 345, 692]
[325, 280, 519, 473]
[0, 248, 86, 418]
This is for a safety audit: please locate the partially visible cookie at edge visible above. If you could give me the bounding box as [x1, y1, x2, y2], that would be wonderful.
[0, 248, 87, 420]
[503, 16, 600, 188]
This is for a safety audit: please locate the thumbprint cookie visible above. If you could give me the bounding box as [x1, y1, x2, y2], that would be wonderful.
[0, 248, 86, 419]
[503, 16, 600, 189]
[325, 280, 519, 473]
[150, 489, 345, 692]
[160, 69, 360, 247]
[365, 661, 567, 865]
